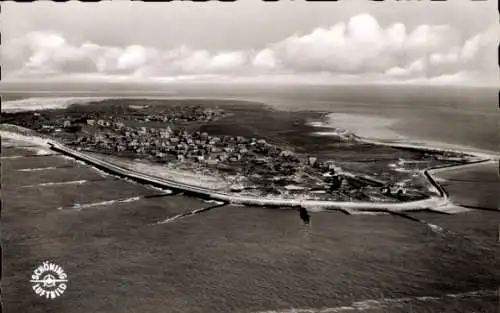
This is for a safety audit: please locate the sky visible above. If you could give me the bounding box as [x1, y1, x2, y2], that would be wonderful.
[1, 0, 498, 86]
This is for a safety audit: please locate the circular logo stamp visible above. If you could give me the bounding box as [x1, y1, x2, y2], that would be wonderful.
[30, 261, 68, 299]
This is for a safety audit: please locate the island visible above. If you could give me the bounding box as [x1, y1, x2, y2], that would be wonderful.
[0, 98, 480, 205]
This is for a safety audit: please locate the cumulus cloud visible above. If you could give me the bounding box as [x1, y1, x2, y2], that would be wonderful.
[2, 13, 498, 85]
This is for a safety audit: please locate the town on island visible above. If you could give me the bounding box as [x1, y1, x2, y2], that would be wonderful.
[0, 100, 474, 203]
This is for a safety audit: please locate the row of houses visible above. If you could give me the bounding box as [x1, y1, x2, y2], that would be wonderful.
[61, 114, 397, 198]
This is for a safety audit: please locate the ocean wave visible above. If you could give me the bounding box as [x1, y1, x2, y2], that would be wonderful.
[428, 204, 473, 214]
[35, 149, 55, 155]
[21, 180, 88, 188]
[59, 196, 142, 211]
[1, 155, 25, 159]
[426, 223, 445, 234]
[254, 289, 497, 313]
[146, 185, 174, 194]
[59, 153, 177, 194]
[202, 199, 225, 205]
[17, 167, 58, 172]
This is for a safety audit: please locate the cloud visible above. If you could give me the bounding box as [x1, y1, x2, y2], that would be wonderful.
[116, 45, 150, 71]
[3, 31, 99, 76]
[252, 49, 277, 71]
[2, 14, 498, 85]
[386, 59, 426, 78]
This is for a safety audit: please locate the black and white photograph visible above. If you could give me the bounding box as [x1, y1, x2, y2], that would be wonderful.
[1, 1, 499, 312]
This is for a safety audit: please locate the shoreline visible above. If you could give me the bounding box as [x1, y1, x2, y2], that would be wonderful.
[2, 95, 497, 158]
[0, 95, 267, 113]
[312, 113, 499, 160]
[46, 139, 474, 214]
[48, 141, 448, 212]
[1, 126, 494, 214]
[1, 93, 496, 214]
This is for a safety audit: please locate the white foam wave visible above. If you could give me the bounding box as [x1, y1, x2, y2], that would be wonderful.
[91, 166, 120, 179]
[21, 180, 87, 188]
[202, 199, 225, 205]
[35, 149, 54, 155]
[430, 204, 473, 214]
[59, 196, 142, 211]
[61, 155, 121, 180]
[121, 196, 142, 203]
[75, 159, 174, 194]
[427, 223, 445, 234]
[146, 185, 174, 194]
[0, 148, 55, 158]
[253, 289, 497, 313]
[17, 167, 57, 172]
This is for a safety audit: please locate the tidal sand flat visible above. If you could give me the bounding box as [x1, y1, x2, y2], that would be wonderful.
[307, 111, 498, 212]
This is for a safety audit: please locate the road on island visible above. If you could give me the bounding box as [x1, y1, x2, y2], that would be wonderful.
[49, 141, 490, 215]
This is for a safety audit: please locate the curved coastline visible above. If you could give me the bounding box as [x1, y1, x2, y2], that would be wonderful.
[0, 126, 492, 214]
[47, 140, 481, 214]
[312, 112, 499, 159]
[2, 93, 496, 214]
[1, 100, 495, 214]
[0, 122, 490, 214]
